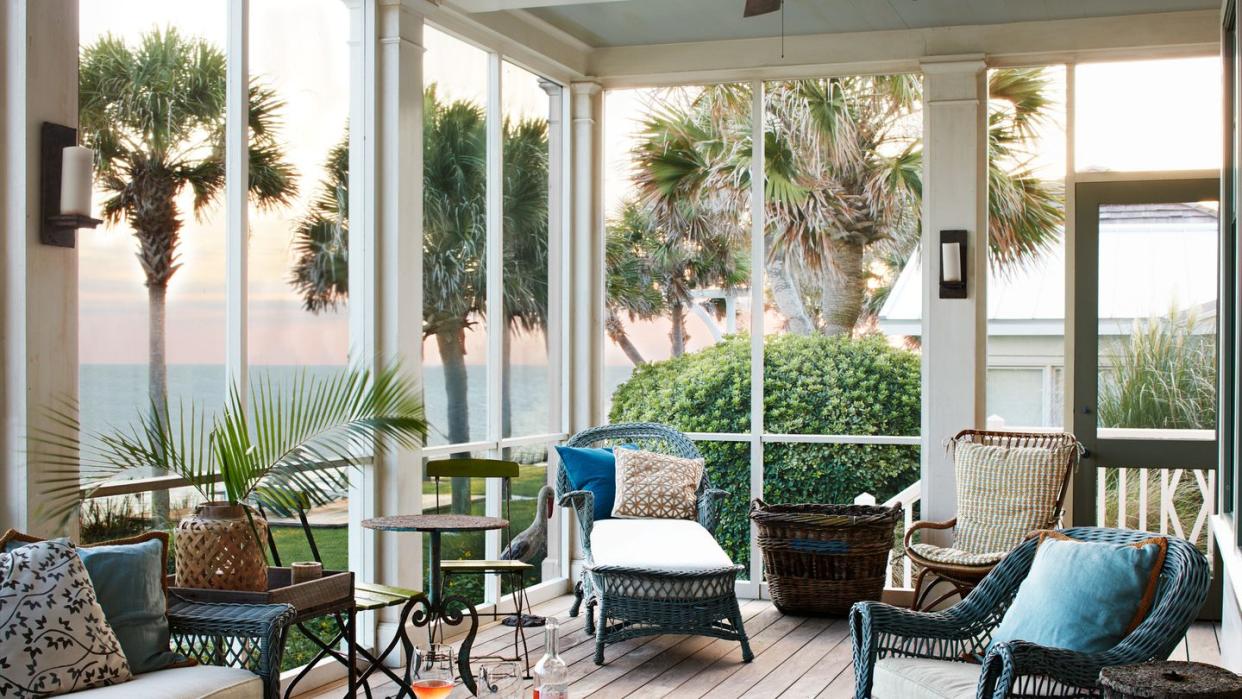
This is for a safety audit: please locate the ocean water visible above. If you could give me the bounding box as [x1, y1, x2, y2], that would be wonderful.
[79, 363, 638, 448]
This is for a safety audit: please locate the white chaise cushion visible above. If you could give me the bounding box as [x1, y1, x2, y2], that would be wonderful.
[590, 519, 733, 572]
[70, 665, 262, 698]
[873, 658, 980, 699]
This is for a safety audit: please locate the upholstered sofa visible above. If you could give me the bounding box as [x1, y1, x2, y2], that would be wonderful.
[2, 529, 294, 699]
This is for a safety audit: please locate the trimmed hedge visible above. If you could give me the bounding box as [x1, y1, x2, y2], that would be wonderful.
[608, 333, 921, 568]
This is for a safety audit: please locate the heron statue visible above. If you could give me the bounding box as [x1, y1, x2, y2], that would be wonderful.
[500, 484, 555, 628]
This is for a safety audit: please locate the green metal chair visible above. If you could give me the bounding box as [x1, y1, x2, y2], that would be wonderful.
[430, 457, 537, 675]
[258, 494, 427, 699]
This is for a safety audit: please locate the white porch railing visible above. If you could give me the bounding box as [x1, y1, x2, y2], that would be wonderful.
[1095, 466, 1216, 558]
[854, 480, 921, 590]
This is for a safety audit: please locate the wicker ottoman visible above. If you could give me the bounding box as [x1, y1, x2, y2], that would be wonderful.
[558, 423, 754, 666]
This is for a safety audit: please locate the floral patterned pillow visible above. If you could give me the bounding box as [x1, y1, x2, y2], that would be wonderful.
[0, 540, 132, 695]
[611, 448, 705, 520]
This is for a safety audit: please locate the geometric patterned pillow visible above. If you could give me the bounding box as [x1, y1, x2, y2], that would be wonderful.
[611, 449, 704, 520]
[0, 540, 132, 695]
[952, 441, 1073, 556]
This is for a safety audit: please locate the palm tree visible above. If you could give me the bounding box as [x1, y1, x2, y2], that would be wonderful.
[289, 89, 552, 511]
[605, 202, 664, 365]
[80, 28, 298, 524]
[290, 134, 348, 313]
[627, 69, 1062, 337]
[605, 198, 748, 359]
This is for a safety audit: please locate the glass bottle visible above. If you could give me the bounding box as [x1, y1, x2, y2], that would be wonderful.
[531, 617, 569, 699]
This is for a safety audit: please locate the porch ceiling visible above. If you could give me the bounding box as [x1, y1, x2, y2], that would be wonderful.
[510, 0, 1218, 48]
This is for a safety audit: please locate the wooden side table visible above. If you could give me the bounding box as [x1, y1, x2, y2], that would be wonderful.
[1100, 661, 1242, 698]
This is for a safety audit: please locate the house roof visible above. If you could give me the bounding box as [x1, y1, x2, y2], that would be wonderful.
[878, 203, 1218, 336]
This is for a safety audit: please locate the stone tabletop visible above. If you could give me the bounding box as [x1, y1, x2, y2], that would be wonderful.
[361, 514, 509, 533]
[1099, 661, 1242, 698]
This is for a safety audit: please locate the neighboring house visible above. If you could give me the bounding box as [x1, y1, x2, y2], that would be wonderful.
[878, 203, 1218, 429]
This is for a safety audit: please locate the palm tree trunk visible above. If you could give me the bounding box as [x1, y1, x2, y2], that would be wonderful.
[765, 248, 815, 335]
[669, 302, 687, 357]
[606, 311, 646, 366]
[148, 284, 171, 527]
[819, 238, 866, 336]
[437, 326, 473, 514]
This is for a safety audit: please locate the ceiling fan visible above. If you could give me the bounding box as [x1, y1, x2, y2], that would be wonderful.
[743, 0, 782, 17]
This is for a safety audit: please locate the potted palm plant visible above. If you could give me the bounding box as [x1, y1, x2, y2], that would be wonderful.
[38, 365, 426, 592]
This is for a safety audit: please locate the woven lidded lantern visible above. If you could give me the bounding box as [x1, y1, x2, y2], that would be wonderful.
[175, 501, 269, 591]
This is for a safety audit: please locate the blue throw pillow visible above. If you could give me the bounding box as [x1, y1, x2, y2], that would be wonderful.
[556, 445, 636, 522]
[989, 533, 1167, 655]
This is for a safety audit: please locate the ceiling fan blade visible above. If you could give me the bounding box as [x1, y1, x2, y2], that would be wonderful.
[743, 0, 781, 18]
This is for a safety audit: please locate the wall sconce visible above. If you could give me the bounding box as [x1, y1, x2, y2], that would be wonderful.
[939, 229, 967, 299]
[41, 122, 102, 248]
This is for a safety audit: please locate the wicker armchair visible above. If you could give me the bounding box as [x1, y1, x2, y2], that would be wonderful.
[905, 430, 1080, 610]
[851, 527, 1211, 698]
[557, 422, 752, 665]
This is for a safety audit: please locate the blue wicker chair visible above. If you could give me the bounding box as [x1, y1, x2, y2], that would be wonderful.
[851, 527, 1210, 698]
[557, 422, 753, 665]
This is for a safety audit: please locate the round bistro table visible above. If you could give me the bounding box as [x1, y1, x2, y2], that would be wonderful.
[363, 514, 508, 696]
[1099, 661, 1242, 698]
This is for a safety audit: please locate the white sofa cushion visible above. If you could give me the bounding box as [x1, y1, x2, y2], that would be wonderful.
[873, 658, 980, 699]
[70, 665, 262, 699]
[590, 519, 733, 572]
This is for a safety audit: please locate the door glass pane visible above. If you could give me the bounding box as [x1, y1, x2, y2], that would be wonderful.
[1096, 202, 1218, 437]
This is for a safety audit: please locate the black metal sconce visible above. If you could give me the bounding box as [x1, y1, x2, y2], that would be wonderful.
[938, 229, 967, 299]
[41, 122, 102, 248]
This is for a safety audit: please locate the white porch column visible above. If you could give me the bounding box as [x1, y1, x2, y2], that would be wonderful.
[1, 0, 79, 538]
[569, 81, 603, 433]
[540, 78, 566, 582]
[358, 0, 426, 649]
[919, 57, 988, 531]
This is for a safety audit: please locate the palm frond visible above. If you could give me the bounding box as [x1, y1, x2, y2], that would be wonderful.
[33, 365, 426, 527]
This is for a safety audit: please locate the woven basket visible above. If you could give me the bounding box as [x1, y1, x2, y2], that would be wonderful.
[175, 501, 270, 592]
[750, 499, 901, 616]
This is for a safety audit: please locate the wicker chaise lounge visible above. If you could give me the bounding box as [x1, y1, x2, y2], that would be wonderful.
[557, 422, 754, 665]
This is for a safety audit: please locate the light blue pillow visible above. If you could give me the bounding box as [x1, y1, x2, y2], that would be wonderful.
[989, 534, 1167, 655]
[556, 444, 636, 522]
[77, 537, 186, 674]
[77, 536, 187, 680]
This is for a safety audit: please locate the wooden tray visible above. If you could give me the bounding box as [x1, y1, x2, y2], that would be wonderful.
[168, 568, 353, 613]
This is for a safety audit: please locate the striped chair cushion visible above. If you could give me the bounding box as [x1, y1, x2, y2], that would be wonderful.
[909, 543, 1008, 567]
[952, 441, 1071, 556]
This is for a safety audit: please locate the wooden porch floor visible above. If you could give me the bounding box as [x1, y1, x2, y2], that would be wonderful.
[302, 594, 1222, 698]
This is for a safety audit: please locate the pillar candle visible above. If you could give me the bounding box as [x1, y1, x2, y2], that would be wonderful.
[941, 241, 962, 283]
[60, 146, 94, 216]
